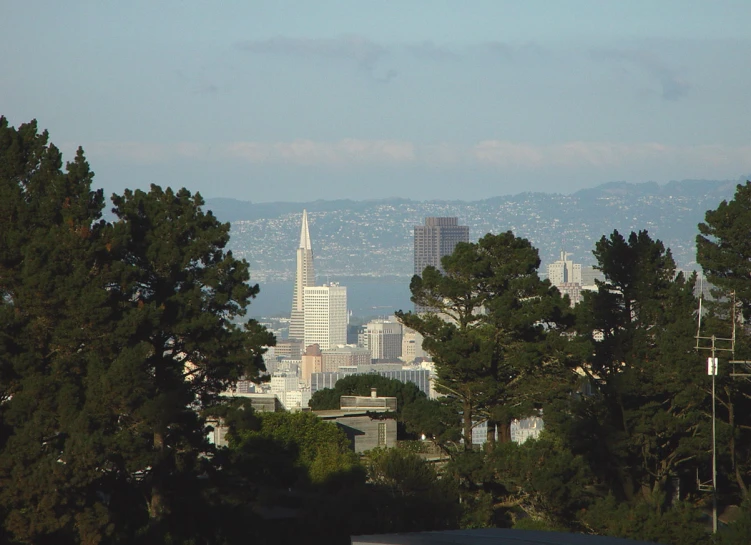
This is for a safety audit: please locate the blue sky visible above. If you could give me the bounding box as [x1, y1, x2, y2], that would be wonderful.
[2, 1, 750, 202]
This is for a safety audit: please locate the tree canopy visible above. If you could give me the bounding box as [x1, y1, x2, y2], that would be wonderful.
[4, 118, 751, 544]
[0, 118, 273, 544]
[308, 373, 425, 414]
[396, 231, 576, 448]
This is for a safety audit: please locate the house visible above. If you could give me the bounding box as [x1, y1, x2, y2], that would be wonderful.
[313, 388, 397, 453]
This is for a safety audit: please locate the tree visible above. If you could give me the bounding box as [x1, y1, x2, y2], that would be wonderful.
[0, 117, 116, 544]
[396, 232, 575, 449]
[365, 447, 460, 530]
[230, 411, 362, 487]
[101, 185, 273, 531]
[581, 494, 706, 545]
[697, 181, 751, 320]
[0, 119, 274, 544]
[401, 397, 462, 447]
[571, 230, 706, 502]
[487, 435, 594, 529]
[697, 182, 751, 500]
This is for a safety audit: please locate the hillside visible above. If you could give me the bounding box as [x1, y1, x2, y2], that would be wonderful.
[206, 178, 745, 282]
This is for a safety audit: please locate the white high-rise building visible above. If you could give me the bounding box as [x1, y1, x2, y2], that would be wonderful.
[547, 251, 582, 285]
[303, 283, 348, 351]
[547, 251, 585, 306]
[270, 373, 302, 410]
[289, 210, 315, 341]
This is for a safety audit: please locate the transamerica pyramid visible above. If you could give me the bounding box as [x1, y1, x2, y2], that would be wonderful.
[289, 210, 315, 341]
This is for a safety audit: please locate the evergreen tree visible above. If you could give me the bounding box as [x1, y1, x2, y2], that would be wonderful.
[0, 117, 115, 544]
[697, 181, 751, 320]
[396, 232, 575, 449]
[102, 185, 273, 536]
[697, 182, 751, 500]
[572, 230, 706, 502]
[0, 119, 273, 544]
[309, 374, 425, 414]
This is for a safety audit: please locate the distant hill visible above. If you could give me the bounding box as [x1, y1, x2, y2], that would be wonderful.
[207, 177, 747, 282]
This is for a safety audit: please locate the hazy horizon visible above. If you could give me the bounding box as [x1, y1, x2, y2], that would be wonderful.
[3, 1, 750, 203]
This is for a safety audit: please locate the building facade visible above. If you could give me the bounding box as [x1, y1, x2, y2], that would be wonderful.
[310, 368, 432, 397]
[365, 318, 403, 360]
[300, 343, 323, 385]
[547, 251, 582, 285]
[401, 326, 427, 363]
[303, 283, 348, 351]
[321, 344, 371, 372]
[414, 217, 470, 276]
[289, 210, 315, 341]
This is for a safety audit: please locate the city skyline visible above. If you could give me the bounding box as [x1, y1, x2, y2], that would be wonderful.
[5, 4, 751, 541]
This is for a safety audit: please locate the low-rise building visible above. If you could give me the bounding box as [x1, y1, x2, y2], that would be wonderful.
[313, 389, 398, 452]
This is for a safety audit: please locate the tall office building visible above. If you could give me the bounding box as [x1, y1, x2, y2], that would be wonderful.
[414, 217, 470, 276]
[289, 210, 315, 341]
[547, 251, 584, 307]
[303, 283, 348, 351]
[365, 318, 403, 360]
[547, 251, 582, 285]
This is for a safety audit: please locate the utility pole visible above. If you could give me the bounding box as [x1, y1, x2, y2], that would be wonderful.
[707, 345, 718, 534]
[695, 291, 736, 534]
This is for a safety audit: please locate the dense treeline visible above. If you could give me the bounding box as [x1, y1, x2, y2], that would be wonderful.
[2, 118, 751, 544]
[390, 186, 751, 544]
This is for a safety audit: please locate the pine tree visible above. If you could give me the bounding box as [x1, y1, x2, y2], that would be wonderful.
[0, 117, 115, 544]
[697, 182, 751, 499]
[0, 119, 274, 544]
[572, 230, 706, 502]
[102, 185, 273, 535]
[396, 232, 575, 450]
[697, 181, 751, 319]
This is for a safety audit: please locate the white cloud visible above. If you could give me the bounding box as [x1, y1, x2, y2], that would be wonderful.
[78, 139, 751, 173]
[224, 139, 415, 165]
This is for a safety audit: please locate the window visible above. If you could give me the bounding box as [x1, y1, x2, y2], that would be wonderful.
[377, 422, 387, 446]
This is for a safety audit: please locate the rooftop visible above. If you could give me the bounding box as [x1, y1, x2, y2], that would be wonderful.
[351, 529, 659, 545]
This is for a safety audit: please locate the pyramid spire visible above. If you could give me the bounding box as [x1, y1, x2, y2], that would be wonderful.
[289, 210, 315, 341]
[299, 209, 312, 250]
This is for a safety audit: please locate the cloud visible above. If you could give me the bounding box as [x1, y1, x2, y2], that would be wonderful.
[224, 139, 415, 165]
[233, 35, 544, 85]
[593, 48, 690, 101]
[77, 139, 751, 172]
[403, 41, 458, 61]
[472, 141, 544, 167]
[473, 141, 751, 171]
[235, 35, 386, 71]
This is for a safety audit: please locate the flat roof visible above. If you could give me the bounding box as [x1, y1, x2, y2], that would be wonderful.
[313, 410, 372, 418]
[351, 529, 659, 545]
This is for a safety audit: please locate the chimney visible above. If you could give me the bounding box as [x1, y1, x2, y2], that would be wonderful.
[370, 388, 377, 398]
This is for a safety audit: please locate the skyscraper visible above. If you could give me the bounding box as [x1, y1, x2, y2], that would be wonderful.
[289, 210, 315, 341]
[547, 251, 584, 307]
[547, 251, 582, 285]
[413, 217, 470, 276]
[364, 318, 403, 360]
[303, 283, 348, 351]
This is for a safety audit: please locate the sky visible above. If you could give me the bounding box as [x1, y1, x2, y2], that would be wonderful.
[2, 1, 750, 202]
